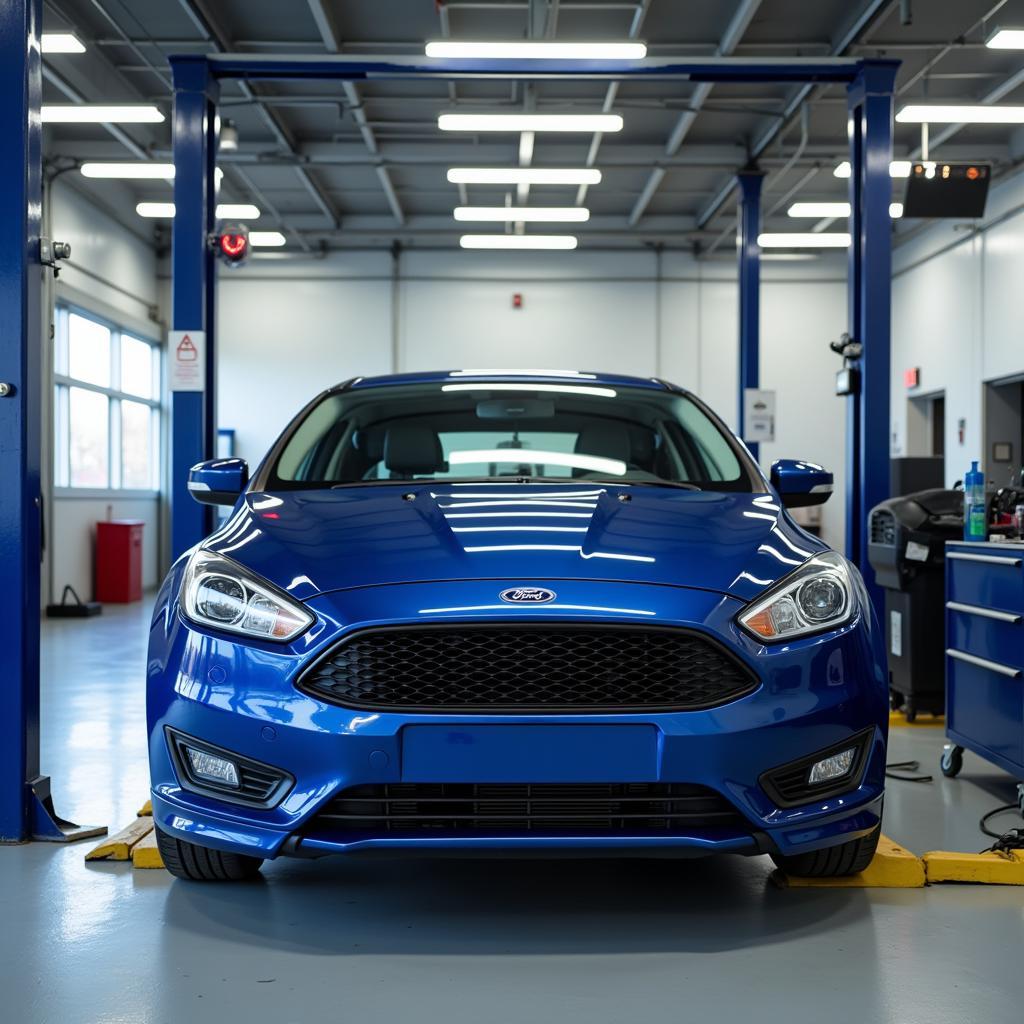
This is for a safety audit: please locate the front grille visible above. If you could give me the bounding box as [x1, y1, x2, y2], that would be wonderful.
[759, 729, 874, 808]
[869, 509, 897, 546]
[297, 624, 758, 713]
[304, 782, 749, 837]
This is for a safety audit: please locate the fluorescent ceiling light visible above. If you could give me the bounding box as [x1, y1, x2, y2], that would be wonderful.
[449, 449, 626, 476]
[787, 201, 903, 219]
[460, 234, 578, 250]
[441, 383, 616, 398]
[136, 203, 260, 219]
[136, 203, 175, 217]
[41, 33, 86, 53]
[760, 254, 818, 261]
[439, 113, 623, 133]
[787, 202, 851, 218]
[986, 28, 1024, 48]
[757, 233, 852, 248]
[447, 167, 602, 185]
[833, 160, 911, 178]
[249, 231, 286, 247]
[82, 162, 175, 179]
[425, 41, 646, 60]
[454, 206, 589, 222]
[42, 104, 164, 123]
[896, 104, 1024, 124]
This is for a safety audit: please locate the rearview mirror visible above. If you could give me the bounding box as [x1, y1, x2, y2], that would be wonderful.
[770, 459, 833, 508]
[187, 458, 249, 506]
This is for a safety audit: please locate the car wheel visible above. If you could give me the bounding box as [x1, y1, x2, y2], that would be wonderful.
[155, 825, 263, 882]
[771, 824, 881, 878]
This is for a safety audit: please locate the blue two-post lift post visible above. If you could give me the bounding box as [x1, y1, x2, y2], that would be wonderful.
[0, 15, 897, 841]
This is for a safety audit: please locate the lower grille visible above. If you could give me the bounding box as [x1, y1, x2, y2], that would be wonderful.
[297, 624, 759, 713]
[304, 782, 749, 837]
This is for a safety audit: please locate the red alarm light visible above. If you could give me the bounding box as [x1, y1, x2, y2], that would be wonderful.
[215, 222, 250, 267]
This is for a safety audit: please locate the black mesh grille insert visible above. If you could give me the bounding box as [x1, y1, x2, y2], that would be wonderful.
[305, 782, 749, 837]
[297, 625, 759, 713]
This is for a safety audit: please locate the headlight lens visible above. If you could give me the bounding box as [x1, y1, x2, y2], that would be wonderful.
[181, 549, 313, 641]
[738, 550, 854, 642]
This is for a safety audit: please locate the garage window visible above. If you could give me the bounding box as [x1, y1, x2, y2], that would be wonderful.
[53, 306, 161, 492]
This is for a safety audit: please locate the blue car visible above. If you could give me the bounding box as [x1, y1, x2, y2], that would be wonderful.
[148, 370, 887, 881]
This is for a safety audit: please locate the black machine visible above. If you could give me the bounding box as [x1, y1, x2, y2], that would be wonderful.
[867, 488, 964, 720]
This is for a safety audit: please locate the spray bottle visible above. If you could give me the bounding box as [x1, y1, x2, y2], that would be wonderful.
[963, 460, 987, 541]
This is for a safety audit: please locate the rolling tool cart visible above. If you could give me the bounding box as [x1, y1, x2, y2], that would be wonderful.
[941, 540, 1024, 782]
[868, 489, 963, 720]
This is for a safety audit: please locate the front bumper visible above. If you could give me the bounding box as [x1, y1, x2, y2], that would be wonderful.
[147, 578, 888, 861]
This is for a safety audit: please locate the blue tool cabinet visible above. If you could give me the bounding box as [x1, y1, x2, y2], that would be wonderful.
[942, 541, 1024, 780]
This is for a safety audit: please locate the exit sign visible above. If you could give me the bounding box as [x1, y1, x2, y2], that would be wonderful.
[904, 367, 920, 389]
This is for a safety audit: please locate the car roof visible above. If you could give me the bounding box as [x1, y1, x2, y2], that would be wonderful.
[339, 370, 677, 392]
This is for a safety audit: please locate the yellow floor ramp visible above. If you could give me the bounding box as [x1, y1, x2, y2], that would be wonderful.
[776, 835, 926, 888]
[923, 848, 1024, 885]
[85, 807, 165, 869]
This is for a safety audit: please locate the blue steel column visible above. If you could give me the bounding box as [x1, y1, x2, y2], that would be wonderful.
[170, 56, 218, 557]
[847, 60, 898, 623]
[0, 0, 41, 841]
[736, 170, 765, 463]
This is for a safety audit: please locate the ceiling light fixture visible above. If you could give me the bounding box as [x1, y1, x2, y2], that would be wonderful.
[42, 104, 164, 123]
[249, 231, 287, 247]
[460, 234, 578, 250]
[985, 28, 1024, 48]
[219, 121, 239, 152]
[454, 206, 590, 222]
[41, 33, 86, 53]
[447, 168, 602, 185]
[81, 162, 175, 179]
[833, 160, 911, 178]
[439, 113, 622, 133]
[425, 41, 646, 59]
[787, 201, 904, 218]
[896, 104, 1024, 124]
[136, 202, 260, 219]
[757, 233, 852, 248]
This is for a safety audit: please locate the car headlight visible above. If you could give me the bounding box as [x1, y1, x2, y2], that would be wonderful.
[180, 549, 313, 642]
[738, 550, 854, 642]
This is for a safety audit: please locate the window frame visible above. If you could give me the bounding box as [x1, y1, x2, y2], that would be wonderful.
[53, 303, 162, 497]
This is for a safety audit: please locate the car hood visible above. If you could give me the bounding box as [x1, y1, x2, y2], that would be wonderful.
[206, 482, 826, 603]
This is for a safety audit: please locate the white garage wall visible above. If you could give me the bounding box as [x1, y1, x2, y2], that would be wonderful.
[46, 180, 164, 604]
[216, 250, 849, 548]
[892, 163, 1024, 485]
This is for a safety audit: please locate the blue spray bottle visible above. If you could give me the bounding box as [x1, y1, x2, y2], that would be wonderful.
[963, 460, 986, 541]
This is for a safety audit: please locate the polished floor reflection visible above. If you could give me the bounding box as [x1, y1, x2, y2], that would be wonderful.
[1, 601, 1022, 1023]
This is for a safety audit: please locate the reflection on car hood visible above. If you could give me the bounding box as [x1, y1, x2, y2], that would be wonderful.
[204, 482, 827, 602]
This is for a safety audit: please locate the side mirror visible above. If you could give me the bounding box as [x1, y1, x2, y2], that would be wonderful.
[770, 459, 833, 508]
[187, 458, 249, 506]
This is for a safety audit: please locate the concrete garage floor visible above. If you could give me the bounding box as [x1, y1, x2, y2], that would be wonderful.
[2, 602, 1023, 1024]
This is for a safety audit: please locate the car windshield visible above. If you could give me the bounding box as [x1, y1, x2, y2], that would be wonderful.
[261, 381, 761, 492]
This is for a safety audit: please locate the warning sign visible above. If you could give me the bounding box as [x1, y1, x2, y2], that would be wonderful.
[169, 330, 205, 392]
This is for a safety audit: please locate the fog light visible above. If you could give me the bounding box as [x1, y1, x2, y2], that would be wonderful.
[185, 746, 239, 788]
[808, 747, 856, 785]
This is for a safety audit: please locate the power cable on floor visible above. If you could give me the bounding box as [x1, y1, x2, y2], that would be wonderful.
[978, 803, 1024, 854]
[885, 759, 933, 783]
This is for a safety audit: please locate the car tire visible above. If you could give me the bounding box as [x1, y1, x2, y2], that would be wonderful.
[771, 824, 881, 878]
[155, 825, 263, 882]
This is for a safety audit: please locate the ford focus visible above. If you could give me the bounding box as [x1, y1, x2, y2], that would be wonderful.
[148, 370, 887, 881]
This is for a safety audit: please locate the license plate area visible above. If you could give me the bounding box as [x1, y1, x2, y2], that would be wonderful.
[400, 724, 660, 783]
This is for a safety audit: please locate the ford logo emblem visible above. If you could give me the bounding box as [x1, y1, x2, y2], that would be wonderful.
[499, 587, 556, 605]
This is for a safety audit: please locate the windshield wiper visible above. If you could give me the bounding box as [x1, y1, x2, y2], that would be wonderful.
[591, 479, 702, 491]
